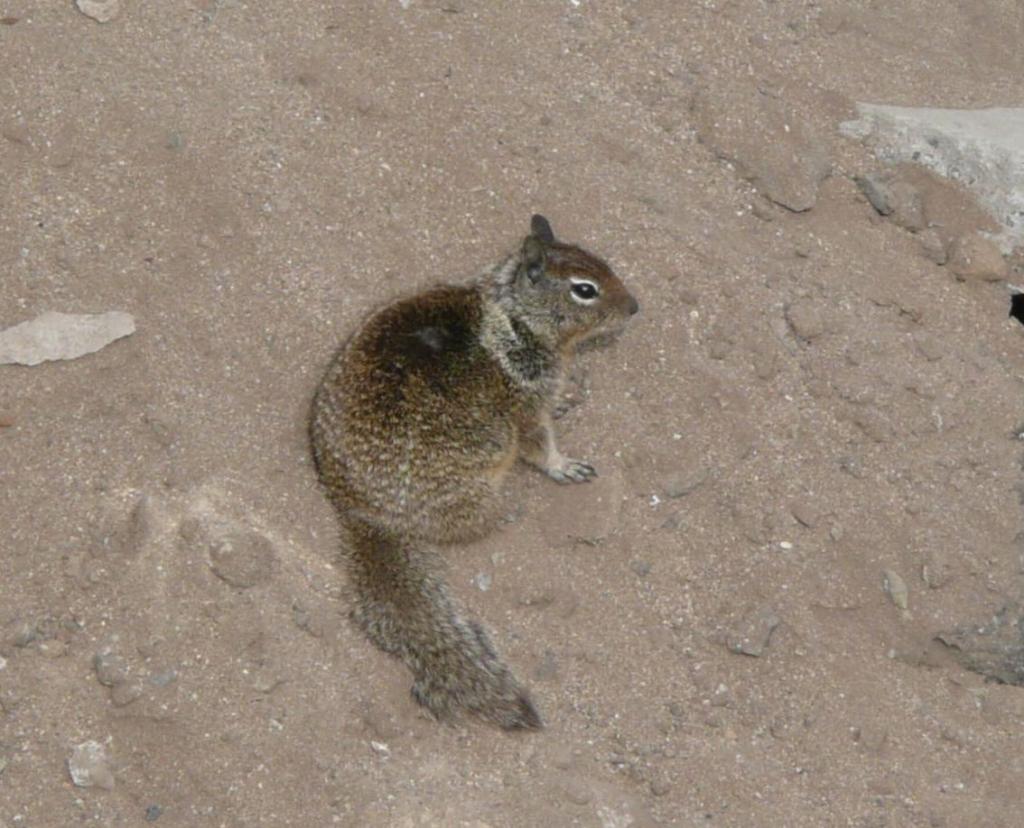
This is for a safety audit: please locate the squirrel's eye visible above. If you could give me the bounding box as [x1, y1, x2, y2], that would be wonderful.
[570, 281, 599, 301]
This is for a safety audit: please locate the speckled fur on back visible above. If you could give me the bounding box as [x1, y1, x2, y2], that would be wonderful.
[310, 215, 637, 730]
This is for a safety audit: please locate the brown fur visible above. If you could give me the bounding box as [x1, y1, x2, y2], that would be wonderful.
[309, 215, 637, 730]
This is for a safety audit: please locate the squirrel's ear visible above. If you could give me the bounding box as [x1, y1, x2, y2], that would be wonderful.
[521, 235, 546, 284]
[530, 214, 555, 244]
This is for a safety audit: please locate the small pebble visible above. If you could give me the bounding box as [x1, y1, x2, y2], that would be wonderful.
[727, 608, 781, 657]
[785, 300, 826, 342]
[93, 650, 129, 687]
[11, 621, 36, 648]
[181, 516, 277, 589]
[145, 805, 163, 822]
[882, 569, 909, 610]
[650, 780, 671, 797]
[149, 669, 178, 687]
[38, 640, 68, 659]
[111, 681, 144, 707]
[68, 741, 115, 790]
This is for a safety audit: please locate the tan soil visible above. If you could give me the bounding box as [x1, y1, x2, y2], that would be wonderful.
[3, 2, 1024, 826]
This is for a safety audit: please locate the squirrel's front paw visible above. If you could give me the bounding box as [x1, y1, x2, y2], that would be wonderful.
[546, 455, 597, 484]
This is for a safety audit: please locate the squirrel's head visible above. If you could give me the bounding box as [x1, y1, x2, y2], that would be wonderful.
[494, 214, 639, 348]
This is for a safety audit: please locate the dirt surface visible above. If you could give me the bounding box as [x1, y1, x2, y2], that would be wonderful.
[3, 2, 1024, 826]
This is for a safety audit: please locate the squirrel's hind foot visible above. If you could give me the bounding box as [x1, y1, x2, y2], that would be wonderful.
[546, 455, 597, 484]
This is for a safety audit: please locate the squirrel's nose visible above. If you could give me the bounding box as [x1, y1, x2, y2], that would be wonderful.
[627, 295, 639, 316]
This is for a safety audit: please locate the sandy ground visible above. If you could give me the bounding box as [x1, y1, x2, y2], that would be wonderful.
[3, 1, 1024, 826]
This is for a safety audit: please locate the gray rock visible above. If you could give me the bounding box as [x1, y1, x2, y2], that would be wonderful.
[856, 174, 896, 215]
[93, 648, 129, 687]
[936, 604, 1024, 685]
[842, 104, 1024, 252]
[857, 174, 926, 232]
[693, 84, 830, 212]
[68, 740, 115, 790]
[145, 805, 163, 822]
[0, 311, 135, 366]
[727, 607, 781, 656]
[10, 620, 36, 648]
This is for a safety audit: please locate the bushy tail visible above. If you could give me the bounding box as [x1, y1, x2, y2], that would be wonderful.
[341, 515, 542, 730]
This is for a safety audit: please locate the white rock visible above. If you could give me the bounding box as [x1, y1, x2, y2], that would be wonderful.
[882, 569, 909, 611]
[842, 104, 1024, 252]
[0, 311, 135, 366]
[75, 0, 121, 23]
[68, 740, 115, 790]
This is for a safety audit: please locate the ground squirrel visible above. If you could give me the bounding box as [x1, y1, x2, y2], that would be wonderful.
[309, 215, 638, 730]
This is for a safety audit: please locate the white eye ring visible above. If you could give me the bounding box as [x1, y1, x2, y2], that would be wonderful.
[569, 278, 600, 304]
